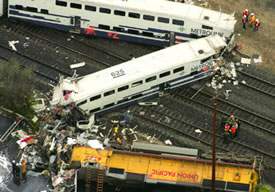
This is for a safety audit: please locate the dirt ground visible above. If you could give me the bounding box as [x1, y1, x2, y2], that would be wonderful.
[199, 0, 275, 72]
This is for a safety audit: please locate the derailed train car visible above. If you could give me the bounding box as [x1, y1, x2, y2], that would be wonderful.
[50, 35, 229, 115]
[3, 0, 236, 46]
[70, 145, 261, 192]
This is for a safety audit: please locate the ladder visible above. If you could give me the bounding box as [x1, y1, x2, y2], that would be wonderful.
[86, 167, 92, 192]
[97, 167, 105, 192]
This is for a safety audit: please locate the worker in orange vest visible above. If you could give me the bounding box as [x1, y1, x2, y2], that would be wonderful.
[21, 159, 27, 183]
[230, 126, 237, 139]
[243, 9, 249, 22]
[223, 124, 230, 144]
[242, 15, 247, 29]
[249, 13, 256, 27]
[254, 19, 260, 31]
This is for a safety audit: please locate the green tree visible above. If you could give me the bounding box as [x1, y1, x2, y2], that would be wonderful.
[0, 59, 34, 116]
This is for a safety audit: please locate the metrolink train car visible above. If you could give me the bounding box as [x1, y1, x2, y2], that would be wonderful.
[71, 145, 260, 192]
[50, 35, 228, 115]
[2, 0, 236, 46]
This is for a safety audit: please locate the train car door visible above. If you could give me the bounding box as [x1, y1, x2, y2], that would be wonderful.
[0, 0, 8, 17]
[71, 16, 81, 33]
[169, 32, 176, 46]
[159, 82, 170, 96]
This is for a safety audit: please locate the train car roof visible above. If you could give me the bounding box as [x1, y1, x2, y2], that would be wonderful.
[131, 142, 198, 157]
[71, 35, 226, 99]
[75, 0, 236, 29]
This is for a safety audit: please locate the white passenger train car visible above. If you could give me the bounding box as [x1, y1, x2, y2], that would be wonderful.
[6, 0, 236, 46]
[51, 35, 227, 115]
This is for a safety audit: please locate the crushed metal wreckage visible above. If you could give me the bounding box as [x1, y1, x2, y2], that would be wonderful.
[10, 100, 138, 191]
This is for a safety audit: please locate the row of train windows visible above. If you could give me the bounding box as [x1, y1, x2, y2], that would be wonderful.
[14, 5, 49, 14]
[56, 1, 184, 26]
[76, 66, 185, 107]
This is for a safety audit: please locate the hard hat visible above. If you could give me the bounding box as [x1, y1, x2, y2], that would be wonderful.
[256, 18, 258, 21]
[251, 13, 254, 15]
[245, 9, 248, 11]
[244, 15, 246, 17]
[12, 160, 16, 163]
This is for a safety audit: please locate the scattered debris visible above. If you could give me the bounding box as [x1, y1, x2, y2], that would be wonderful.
[8, 40, 19, 51]
[164, 139, 172, 145]
[241, 58, 251, 65]
[70, 62, 85, 69]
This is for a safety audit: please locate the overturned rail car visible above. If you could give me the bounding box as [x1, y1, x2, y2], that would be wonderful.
[70, 145, 260, 192]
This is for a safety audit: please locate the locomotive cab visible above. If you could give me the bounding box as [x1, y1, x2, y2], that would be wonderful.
[0, 0, 8, 17]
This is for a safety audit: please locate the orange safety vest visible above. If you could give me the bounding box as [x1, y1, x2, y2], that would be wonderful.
[250, 16, 255, 22]
[22, 161, 27, 173]
[224, 124, 230, 131]
[255, 21, 260, 27]
[231, 127, 236, 134]
[243, 10, 249, 16]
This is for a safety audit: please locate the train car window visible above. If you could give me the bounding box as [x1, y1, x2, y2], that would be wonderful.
[26, 7, 37, 12]
[85, 5, 96, 12]
[128, 29, 139, 35]
[172, 19, 184, 26]
[104, 103, 115, 108]
[99, 24, 110, 30]
[56, 0, 67, 7]
[131, 94, 142, 99]
[143, 15, 155, 21]
[70, 3, 82, 9]
[159, 71, 171, 78]
[145, 76, 156, 83]
[113, 27, 124, 32]
[117, 98, 129, 104]
[89, 107, 101, 113]
[131, 80, 143, 87]
[202, 25, 213, 30]
[173, 66, 184, 73]
[100, 8, 111, 14]
[15, 5, 24, 10]
[129, 12, 140, 19]
[142, 31, 154, 37]
[104, 90, 115, 97]
[190, 71, 198, 76]
[158, 17, 169, 24]
[114, 10, 125, 16]
[90, 94, 101, 102]
[41, 9, 49, 14]
[118, 85, 129, 92]
[76, 100, 87, 107]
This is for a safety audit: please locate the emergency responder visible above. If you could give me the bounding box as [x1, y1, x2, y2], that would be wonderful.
[249, 13, 256, 27]
[21, 159, 27, 183]
[230, 126, 237, 139]
[12, 160, 16, 177]
[242, 15, 247, 29]
[235, 118, 241, 136]
[254, 19, 260, 31]
[223, 125, 230, 144]
[14, 163, 21, 185]
[243, 9, 249, 22]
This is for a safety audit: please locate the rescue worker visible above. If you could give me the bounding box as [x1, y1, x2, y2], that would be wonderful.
[242, 15, 247, 29]
[243, 9, 249, 22]
[230, 126, 237, 139]
[14, 163, 21, 185]
[235, 118, 241, 136]
[223, 127, 230, 144]
[21, 159, 27, 183]
[249, 13, 256, 27]
[12, 160, 16, 177]
[254, 19, 260, 31]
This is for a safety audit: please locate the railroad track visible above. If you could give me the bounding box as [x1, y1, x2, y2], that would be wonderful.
[236, 69, 275, 97]
[176, 87, 275, 136]
[2, 20, 128, 69]
[0, 44, 69, 83]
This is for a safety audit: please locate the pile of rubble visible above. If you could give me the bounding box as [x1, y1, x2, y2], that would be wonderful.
[10, 100, 138, 191]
